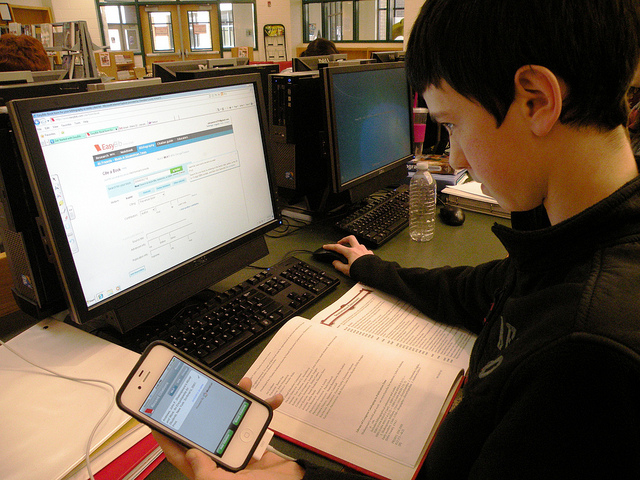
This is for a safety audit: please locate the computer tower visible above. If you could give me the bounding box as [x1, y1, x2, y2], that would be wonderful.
[0, 113, 66, 318]
[269, 72, 329, 202]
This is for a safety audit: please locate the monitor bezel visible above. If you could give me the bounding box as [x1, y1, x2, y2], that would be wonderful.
[151, 59, 210, 82]
[31, 70, 68, 82]
[174, 64, 280, 108]
[322, 61, 413, 197]
[371, 51, 405, 63]
[7, 74, 281, 332]
[292, 54, 348, 72]
[0, 77, 102, 106]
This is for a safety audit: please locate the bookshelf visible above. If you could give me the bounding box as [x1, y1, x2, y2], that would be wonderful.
[95, 50, 140, 80]
[6, 5, 52, 25]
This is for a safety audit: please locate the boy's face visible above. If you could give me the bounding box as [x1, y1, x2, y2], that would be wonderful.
[423, 81, 546, 213]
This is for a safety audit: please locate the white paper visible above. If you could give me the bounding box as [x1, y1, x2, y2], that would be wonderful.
[442, 180, 499, 204]
[0, 319, 140, 480]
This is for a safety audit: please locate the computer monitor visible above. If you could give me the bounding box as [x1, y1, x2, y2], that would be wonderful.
[152, 59, 215, 82]
[207, 57, 249, 68]
[175, 63, 279, 105]
[0, 77, 102, 106]
[31, 70, 68, 82]
[322, 62, 413, 203]
[371, 51, 405, 63]
[0, 70, 34, 85]
[292, 54, 348, 72]
[318, 59, 376, 70]
[7, 73, 280, 333]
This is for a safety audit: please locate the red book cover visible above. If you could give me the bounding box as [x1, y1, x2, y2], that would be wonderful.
[94, 433, 162, 480]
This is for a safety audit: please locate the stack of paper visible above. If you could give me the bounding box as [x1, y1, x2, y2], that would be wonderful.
[441, 181, 510, 218]
[0, 319, 162, 480]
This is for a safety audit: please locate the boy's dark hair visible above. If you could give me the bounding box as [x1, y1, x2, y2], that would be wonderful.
[301, 38, 339, 57]
[406, 0, 640, 130]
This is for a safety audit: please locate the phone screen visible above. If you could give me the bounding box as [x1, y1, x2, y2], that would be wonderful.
[140, 355, 251, 456]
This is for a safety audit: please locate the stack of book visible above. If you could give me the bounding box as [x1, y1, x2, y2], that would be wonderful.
[0, 319, 164, 480]
[407, 155, 468, 191]
[441, 181, 510, 218]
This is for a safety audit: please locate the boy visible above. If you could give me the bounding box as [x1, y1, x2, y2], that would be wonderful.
[154, 0, 640, 478]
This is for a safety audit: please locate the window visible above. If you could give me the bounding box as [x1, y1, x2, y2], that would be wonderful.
[303, 0, 403, 42]
[149, 11, 174, 52]
[101, 5, 140, 52]
[220, 2, 257, 50]
[220, 3, 234, 48]
[187, 10, 213, 51]
[96, 1, 258, 62]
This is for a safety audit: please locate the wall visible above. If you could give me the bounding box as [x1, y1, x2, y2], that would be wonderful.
[50, 0, 101, 46]
[255, 0, 292, 61]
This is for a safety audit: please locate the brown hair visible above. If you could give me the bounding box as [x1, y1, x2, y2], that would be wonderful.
[301, 38, 339, 57]
[0, 34, 50, 72]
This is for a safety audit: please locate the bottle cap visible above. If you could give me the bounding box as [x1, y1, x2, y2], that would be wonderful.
[415, 161, 430, 171]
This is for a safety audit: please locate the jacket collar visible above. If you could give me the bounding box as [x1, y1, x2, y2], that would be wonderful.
[491, 173, 640, 271]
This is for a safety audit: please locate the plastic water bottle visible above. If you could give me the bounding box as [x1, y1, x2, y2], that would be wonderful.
[409, 161, 436, 241]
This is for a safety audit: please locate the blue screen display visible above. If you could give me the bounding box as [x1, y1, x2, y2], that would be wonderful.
[330, 66, 411, 186]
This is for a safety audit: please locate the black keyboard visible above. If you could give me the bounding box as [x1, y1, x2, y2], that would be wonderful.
[119, 257, 339, 368]
[335, 186, 410, 247]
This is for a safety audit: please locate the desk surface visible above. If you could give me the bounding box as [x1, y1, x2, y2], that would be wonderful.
[0, 209, 509, 479]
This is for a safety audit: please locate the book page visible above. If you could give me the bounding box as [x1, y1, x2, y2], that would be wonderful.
[247, 317, 463, 467]
[309, 284, 475, 368]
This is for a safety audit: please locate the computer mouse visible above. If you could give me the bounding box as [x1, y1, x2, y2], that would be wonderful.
[439, 205, 465, 226]
[312, 247, 348, 264]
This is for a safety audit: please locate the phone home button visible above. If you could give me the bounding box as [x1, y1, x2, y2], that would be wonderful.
[239, 428, 254, 443]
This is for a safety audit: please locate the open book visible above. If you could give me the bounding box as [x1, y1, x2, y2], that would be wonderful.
[245, 284, 476, 480]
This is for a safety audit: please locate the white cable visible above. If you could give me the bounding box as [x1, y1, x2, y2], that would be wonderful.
[0, 338, 117, 480]
[266, 445, 297, 462]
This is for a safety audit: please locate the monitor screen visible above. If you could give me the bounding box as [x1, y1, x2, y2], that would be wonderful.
[7, 74, 280, 333]
[322, 62, 412, 202]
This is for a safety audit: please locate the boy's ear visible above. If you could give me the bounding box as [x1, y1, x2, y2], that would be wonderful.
[514, 65, 564, 136]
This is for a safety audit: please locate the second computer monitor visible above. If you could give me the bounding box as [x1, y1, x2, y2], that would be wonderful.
[322, 62, 413, 203]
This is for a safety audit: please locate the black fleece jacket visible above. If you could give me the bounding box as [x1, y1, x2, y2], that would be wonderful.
[300, 171, 640, 479]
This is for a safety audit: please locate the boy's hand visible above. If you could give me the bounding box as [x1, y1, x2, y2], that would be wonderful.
[323, 235, 374, 276]
[152, 378, 303, 480]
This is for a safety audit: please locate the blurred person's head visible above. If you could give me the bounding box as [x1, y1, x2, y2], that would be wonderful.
[301, 38, 339, 57]
[0, 34, 50, 72]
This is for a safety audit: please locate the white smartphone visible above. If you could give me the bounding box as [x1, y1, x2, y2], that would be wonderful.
[116, 341, 272, 471]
